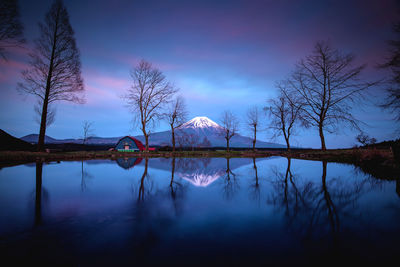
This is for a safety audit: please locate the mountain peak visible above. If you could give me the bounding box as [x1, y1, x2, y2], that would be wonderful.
[180, 116, 221, 129]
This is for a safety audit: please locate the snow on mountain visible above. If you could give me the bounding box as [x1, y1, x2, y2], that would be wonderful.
[179, 116, 222, 129]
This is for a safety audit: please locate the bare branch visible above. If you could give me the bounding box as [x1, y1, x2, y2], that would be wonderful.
[0, 0, 25, 60]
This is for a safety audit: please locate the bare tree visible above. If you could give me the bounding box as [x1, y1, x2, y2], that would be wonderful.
[246, 106, 260, 151]
[164, 96, 188, 152]
[379, 22, 400, 122]
[285, 41, 377, 150]
[199, 137, 211, 148]
[266, 86, 301, 151]
[17, 0, 84, 151]
[82, 120, 94, 144]
[356, 132, 376, 146]
[0, 0, 25, 60]
[125, 59, 177, 151]
[220, 110, 239, 152]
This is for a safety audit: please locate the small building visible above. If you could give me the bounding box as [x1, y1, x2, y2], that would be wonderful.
[115, 136, 145, 152]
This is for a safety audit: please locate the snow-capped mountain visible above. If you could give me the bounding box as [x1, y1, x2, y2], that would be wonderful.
[135, 116, 285, 148]
[21, 116, 286, 148]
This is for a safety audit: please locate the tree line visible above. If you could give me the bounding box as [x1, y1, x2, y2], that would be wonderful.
[1, 0, 399, 151]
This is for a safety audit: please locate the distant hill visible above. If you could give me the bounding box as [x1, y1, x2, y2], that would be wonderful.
[21, 134, 59, 144]
[20, 116, 287, 149]
[0, 130, 35, 151]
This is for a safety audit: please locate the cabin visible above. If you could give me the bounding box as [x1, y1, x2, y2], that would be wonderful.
[115, 136, 145, 152]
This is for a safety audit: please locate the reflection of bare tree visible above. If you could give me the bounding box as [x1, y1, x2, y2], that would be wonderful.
[176, 158, 200, 172]
[199, 157, 211, 169]
[269, 159, 366, 240]
[249, 158, 261, 202]
[169, 157, 186, 216]
[80, 161, 93, 192]
[34, 162, 49, 227]
[35, 162, 43, 226]
[222, 158, 239, 200]
[138, 158, 152, 202]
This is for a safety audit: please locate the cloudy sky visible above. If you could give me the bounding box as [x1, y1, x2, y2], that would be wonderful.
[0, 0, 398, 148]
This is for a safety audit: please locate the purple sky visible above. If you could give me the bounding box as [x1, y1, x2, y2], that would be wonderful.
[0, 0, 399, 148]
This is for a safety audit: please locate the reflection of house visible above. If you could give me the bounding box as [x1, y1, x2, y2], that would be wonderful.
[115, 136, 144, 152]
[116, 157, 143, 169]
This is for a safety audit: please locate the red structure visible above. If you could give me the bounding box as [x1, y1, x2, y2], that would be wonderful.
[115, 136, 145, 151]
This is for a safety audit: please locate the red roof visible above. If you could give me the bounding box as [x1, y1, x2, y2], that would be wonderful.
[127, 136, 145, 151]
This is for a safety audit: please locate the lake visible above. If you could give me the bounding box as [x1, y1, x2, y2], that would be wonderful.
[0, 157, 399, 266]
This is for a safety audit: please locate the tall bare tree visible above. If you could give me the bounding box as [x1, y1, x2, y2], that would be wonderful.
[379, 22, 400, 122]
[285, 41, 377, 150]
[220, 110, 239, 152]
[0, 0, 25, 60]
[266, 86, 301, 151]
[246, 106, 260, 151]
[164, 96, 188, 152]
[125, 60, 177, 151]
[18, 0, 84, 151]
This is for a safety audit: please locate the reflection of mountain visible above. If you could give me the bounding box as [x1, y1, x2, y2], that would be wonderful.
[149, 157, 269, 187]
[116, 158, 143, 170]
[180, 171, 225, 187]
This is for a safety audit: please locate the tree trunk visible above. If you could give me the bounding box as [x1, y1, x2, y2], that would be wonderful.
[319, 125, 326, 151]
[171, 126, 175, 152]
[285, 137, 291, 152]
[226, 138, 230, 152]
[144, 134, 149, 152]
[252, 125, 256, 151]
[37, 96, 49, 151]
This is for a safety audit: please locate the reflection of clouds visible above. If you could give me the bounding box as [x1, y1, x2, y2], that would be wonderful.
[179, 170, 225, 187]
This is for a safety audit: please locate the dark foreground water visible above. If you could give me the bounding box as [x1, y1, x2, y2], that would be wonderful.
[0, 157, 399, 266]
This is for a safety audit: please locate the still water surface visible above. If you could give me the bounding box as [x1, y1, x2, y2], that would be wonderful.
[0, 157, 399, 266]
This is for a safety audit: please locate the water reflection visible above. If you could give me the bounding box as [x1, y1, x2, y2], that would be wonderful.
[0, 157, 398, 265]
[35, 162, 42, 226]
[249, 157, 261, 202]
[269, 158, 367, 244]
[116, 157, 143, 169]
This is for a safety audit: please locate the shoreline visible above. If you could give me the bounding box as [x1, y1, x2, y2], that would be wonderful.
[1, 148, 398, 179]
